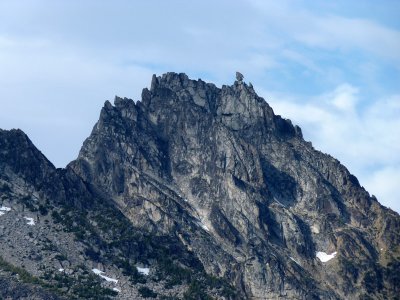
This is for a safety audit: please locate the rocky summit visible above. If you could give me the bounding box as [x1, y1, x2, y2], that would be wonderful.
[1, 72, 399, 300]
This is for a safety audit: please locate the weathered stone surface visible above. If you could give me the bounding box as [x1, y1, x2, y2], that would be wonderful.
[0, 273, 64, 300]
[0, 129, 233, 299]
[70, 72, 400, 299]
[1, 72, 399, 299]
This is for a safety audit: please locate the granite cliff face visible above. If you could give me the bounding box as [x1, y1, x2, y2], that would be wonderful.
[0, 129, 235, 299]
[70, 73, 399, 299]
[1, 72, 399, 299]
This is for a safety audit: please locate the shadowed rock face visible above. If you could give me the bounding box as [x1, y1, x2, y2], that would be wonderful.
[1, 129, 235, 299]
[69, 72, 400, 299]
[0, 129, 55, 187]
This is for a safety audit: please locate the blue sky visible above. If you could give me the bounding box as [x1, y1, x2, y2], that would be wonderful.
[0, 0, 399, 212]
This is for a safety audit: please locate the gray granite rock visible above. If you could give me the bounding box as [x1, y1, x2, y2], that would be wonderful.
[70, 72, 400, 299]
[1, 72, 399, 299]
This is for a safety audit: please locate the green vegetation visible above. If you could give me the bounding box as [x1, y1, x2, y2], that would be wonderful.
[51, 210, 62, 223]
[138, 286, 158, 298]
[87, 205, 238, 299]
[111, 257, 146, 283]
[41, 267, 118, 299]
[362, 265, 383, 294]
[38, 204, 48, 215]
[70, 274, 118, 299]
[54, 253, 67, 261]
[0, 183, 12, 194]
[19, 195, 37, 212]
[0, 255, 117, 299]
[0, 255, 43, 285]
[6, 188, 238, 299]
[183, 281, 213, 300]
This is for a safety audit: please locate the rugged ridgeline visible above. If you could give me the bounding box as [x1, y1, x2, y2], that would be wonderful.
[0, 132, 235, 299]
[1, 73, 399, 299]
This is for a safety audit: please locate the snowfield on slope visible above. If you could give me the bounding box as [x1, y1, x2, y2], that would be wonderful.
[92, 268, 118, 283]
[0, 206, 11, 216]
[24, 217, 35, 226]
[316, 251, 337, 262]
[136, 266, 150, 275]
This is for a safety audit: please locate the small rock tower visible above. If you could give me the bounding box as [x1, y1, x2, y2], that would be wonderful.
[236, 71, 244, 82]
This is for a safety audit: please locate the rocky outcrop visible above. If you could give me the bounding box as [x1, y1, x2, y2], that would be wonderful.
[0, 129, 234, 299]
[0, 273, 64, 300]
[69, 72, 400, 299]
[1, 72, 399, 299]
[0, 129, 54, 187]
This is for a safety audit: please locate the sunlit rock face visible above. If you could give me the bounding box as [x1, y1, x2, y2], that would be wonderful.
[70, 72, 400, 299]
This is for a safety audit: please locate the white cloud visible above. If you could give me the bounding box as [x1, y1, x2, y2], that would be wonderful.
[265, 86, 400, 212]
[0, 35, 154, 167]
[297, 16, 400, 62]
[328, 84, 359, 112]
[0, 1, 398, 213]
[281, 49, 322, 73]
[248, 0, 400, 64]
[364, 166, 400, 213]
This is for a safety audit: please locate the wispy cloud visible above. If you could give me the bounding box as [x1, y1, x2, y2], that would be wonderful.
[364, 166, 400, 212]
[264, 85, 400, 212]
[296, 16, 400, 62]
[248, 0, 400, 63]
[0, 0, 398, 212]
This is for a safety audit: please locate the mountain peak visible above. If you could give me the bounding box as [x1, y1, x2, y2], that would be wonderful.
[135, 72, 300, 141]
[149, 72, 194, 93]
[0, 128, 54, 186]
[69, 72, 400, 299]
[1, 73, 399, 299]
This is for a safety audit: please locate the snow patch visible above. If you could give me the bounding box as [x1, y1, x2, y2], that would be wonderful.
[24, 217, 35, 226]
[58, 268, 64, 272]
[0, 212, 4, 216]
[113, 288, 121, 292]
[92, 268, 118, 283]
[197, 221, 210, 231]
[316, 251, 337, 262]
[289, 257, 300, 265]
[0, 206, 11, 211]
[102, 275, 118, 283]
[136, 266, 150, 275]
[274, 198, 287, 208]
[201, 223, 209, 231]
[92, 268, 103, 275]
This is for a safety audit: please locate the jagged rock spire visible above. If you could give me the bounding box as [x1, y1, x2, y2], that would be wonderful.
[236, 71, 244, 82]
[70, 72, 399, 300]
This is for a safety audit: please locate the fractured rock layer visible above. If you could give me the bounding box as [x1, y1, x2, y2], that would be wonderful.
[69, 73, 400, 299]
